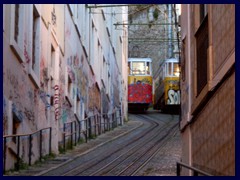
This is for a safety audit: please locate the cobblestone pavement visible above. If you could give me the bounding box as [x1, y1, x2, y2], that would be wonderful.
[5, 112, 182, 176]
[136, 127, 182, 176]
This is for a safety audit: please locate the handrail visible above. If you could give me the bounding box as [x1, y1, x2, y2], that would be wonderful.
[3, 127, 51, 138]
[3, 109, 122, 172]
[3, 127, 52, 173]
[176, 161, 213, 176]
[62, 109, 122, 152]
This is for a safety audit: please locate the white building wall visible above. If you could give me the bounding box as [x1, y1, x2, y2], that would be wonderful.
[3, 4, 128, 171]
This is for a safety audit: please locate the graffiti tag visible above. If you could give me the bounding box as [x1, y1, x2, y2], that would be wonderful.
[167, 90, 180, 105]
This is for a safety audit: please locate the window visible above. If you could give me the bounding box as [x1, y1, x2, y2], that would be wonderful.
[146, 62, 150, 75]
[51, 45, 55, 70]
[32, 6, 40, 71]
[68, 75, 72, 97]
[10, 4, 25, 63]
[199, 4, 207, 24]
[128, 62, 131, 75]
[168, 62, 172, 76]
[101, 9, 106, 20]
[14, 4, 20, 42]
[76, 93, 81, 118]
[29, 5, 41, 88]
[3, 5, 5, 31]
[181, 38, 186, 81]
[195, 14, 208, 95]
[173, 63, 180, 77]
[132, 62, 145, 75]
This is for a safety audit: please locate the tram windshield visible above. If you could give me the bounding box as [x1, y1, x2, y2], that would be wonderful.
[128, 60, 152, 75]
[165, 61, 180, 77]
[173, 63, 180, 77]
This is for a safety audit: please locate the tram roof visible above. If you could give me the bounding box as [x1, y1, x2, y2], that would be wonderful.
[128, 58, 152, 62]
[165, 58, 179, 63]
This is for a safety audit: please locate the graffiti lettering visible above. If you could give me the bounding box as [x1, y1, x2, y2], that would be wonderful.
[51, 7, 57, 26]
[24, 108, 34, 122]
[89, 85, 100, 111]
[39, 90, 51, 108]
[6, 69, 19, 89]
[53, 85, 60, 121]
[67, 67, 75, 83]
[24, 44, 31, 64]
[167, 90, 180, 105]
[141, 78, 151, 84]
[12, 103, 24, 122]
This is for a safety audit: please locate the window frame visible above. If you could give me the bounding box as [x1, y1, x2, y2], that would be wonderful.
[192, 4, 210, 115]
[10, 4, 25, 63]
[28, 4, 41, 89]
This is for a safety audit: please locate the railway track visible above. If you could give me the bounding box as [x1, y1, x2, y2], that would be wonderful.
[41, 112, 179, 176]
[90, 115, 178, 176]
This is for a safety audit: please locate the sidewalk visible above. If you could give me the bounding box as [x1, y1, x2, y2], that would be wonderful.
[6, 119, 143, 176]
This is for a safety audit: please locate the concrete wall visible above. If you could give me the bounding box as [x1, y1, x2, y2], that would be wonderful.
[180, 4, 235, 175]
[3, 4, 128, 171]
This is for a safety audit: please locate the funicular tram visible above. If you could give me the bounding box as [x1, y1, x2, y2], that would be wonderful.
[128, 58, 153, 112]
[153, 58, 180, 113]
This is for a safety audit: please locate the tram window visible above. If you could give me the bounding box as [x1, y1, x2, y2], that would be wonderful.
[128, 62, 131, 75]
[168, 62, 172, 76]
[146, 62, 150, 75]
[173, 63, 180, 77]
[132, 62, 145, 75]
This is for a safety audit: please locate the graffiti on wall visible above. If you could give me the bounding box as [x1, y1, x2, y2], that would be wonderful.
[89, 84, 101, 111]
[77, 55, 88, 101]
[19, 38, 32, 74]
[40, 56, 49, 88]
[51, 7, 57, 26]
[128, 83, 152, 103]
[12, 103, 24, 122]
[3, 96, 8, 134]
[101, 88, 109, 114]
[167, 90, 180, 105]
[128, 76, 153, 104]
[67, 54, 80, 68]
[53, 85, 60, 121]
[38, 90, 51, 108]
[23, 108, 34, 122]
[112, 62, 121, 107]
[181, 83, 189, 117]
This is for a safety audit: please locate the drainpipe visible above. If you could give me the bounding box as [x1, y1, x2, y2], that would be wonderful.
[168, 4, 173, 58]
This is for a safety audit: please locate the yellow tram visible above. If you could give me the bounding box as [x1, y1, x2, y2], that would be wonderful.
[153, 58, 180, 113]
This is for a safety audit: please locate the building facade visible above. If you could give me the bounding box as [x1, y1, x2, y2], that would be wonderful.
[127, 4, 181, 108]
[3, 4, 128, 171]
[180, 4, 235, 175]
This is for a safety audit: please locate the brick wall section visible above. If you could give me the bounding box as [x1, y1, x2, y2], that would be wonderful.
[191, 71, 235, 175]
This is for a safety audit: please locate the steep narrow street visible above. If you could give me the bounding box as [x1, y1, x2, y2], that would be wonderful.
[7, 111, 181, 176]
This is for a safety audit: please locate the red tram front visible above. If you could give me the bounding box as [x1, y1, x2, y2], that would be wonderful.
[128, 58, 153, 112]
